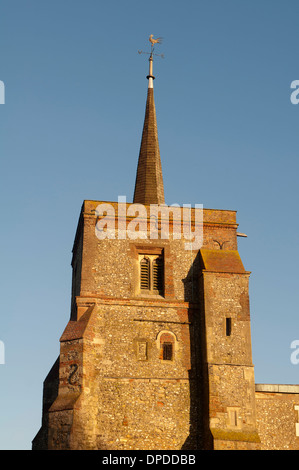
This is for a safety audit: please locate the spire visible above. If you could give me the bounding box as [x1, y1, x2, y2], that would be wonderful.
[133, 46, 165, 205]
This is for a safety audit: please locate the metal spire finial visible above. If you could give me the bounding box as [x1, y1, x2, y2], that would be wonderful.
[138, 35, 164, 88]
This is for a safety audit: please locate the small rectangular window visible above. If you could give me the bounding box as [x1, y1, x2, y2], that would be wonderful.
[226, 317, 232, 337]
[162, 343, 173, 361]
[229, 409, 238, 427]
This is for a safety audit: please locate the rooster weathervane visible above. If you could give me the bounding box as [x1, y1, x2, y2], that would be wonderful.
[149, 34, 162, 48]
[138, 34, 164, 59]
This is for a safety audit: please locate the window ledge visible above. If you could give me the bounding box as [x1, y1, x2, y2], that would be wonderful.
[137, 291, 165, 300]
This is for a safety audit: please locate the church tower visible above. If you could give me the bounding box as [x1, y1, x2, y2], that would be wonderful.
[32, 39, 260, 450]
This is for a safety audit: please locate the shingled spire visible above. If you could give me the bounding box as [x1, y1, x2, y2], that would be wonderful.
[133, 51, 165, 205]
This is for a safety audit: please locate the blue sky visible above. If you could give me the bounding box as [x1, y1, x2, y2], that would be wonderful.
[0, 0, 299, 450]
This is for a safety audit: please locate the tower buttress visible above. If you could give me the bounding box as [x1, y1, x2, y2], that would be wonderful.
[199, 249, 260, 450]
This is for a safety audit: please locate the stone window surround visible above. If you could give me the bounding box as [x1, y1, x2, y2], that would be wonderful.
[129, 243, 174, 300]
[139, 253, 163, 294]
[156, 330, 178, 362]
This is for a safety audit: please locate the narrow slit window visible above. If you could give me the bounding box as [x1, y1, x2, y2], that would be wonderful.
[226, 317, 232, 337]
[229, 410, 238, 427]
[162, 342, 173, 361]
[140, 257, 150, 290]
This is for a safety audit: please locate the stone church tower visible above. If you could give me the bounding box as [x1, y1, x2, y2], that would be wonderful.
[32, 48, 260, 450]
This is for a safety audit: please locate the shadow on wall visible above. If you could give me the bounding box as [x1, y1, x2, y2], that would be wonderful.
[181, 250, 212, 450]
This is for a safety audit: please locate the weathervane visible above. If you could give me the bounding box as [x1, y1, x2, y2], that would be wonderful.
[138, 34, 164, 59]
[138, 35, 164, 88]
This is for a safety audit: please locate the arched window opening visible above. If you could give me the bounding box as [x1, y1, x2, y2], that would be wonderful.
[159, 332, 175, 362]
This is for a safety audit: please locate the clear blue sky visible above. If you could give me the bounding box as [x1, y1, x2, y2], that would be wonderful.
[0, 0, 298, 450]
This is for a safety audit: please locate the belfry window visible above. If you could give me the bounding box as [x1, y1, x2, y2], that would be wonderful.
[140, 257, 150, 290]
[152, 256, 163, 292]
[139, 253, 164, 295]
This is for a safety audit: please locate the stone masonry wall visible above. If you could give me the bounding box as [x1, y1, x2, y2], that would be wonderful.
[199, 250, 260, 449]
[33, 200, 244, 450]
[255, 385, 299, 450]
[33, 199, 299, 450]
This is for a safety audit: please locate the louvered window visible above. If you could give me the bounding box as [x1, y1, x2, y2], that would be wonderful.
[139, 251, 164, 295]
[140, 257, 150, 290]
[152, 255, 163, 294]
